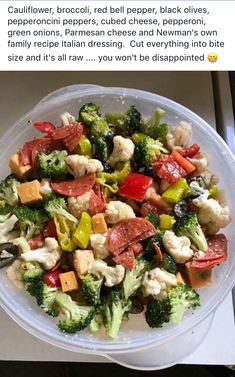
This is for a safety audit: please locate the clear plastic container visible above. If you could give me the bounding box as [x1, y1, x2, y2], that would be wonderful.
[0, 85, 235, 367]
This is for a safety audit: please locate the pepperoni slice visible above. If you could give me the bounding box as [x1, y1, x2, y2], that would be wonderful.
[190, 234, 227, 269]
[62, 123, 84, 152]
[108, 218, 156, 255]
[154, 160, 187, 184]
[153, 242, 163, 262]
[113, 249, 135, 269]
[19, 137, 48, 166]
[140, 202, 160, 218]
[52, 122, 83, 140]
[88, 192, 106, 216]
[28, 234, 44, 250]
[128, 242, 143, 256]
[51, 173, 96, 197]
[93, 183, 106, 203]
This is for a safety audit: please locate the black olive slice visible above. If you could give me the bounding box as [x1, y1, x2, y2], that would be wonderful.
[0, 242, 18, 268]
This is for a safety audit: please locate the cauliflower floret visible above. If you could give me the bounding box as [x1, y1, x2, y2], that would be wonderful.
[105, 200, 135, 224]
[167, 121, 192, 151]
[6, 260, 24, 289]
[13, 237, 30, 254]
[108, 136, 135, 167]
[192, 189, 209, 207]
[188, 153, 208, 173]
[21, 237, 61, 270]
[0, 214, 19, 243]
[142, 267, 177, 300]
[66, 155, 103, 177]
[40, 179, 52, 196]
[193, 196, 231, 234]
[59, 112, 75, 126]
[88, 259, 125, 287]
[68, 191, 92, 218]
[90, 233, 110, 259]
[172, 121, 192, 148]
[163, 230, 194, 264]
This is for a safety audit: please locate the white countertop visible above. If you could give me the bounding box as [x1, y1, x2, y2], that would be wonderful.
[0, 72, 234, 366]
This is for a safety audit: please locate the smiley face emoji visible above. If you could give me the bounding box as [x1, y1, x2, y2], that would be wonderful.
[207, 52, 218, 63]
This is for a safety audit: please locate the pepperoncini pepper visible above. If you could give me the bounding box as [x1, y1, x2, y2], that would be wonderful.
[162, 178, 189, 203]
[73, 212, 92, 249]
[96, 161, 131, 193]
[159, 214, 175, 230]
[74, 135, 92, 158]
[54, 214, 77, 252]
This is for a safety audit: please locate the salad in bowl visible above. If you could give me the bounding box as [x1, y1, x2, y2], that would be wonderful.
[0, 102, 231, 340]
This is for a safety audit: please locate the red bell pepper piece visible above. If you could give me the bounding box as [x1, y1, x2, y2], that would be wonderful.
[118, 173, 153, 201]
[43, 268, 62, 288]
[179, 144, 200, 158]
[43, 220, 57, 238]
[34, 122, 55, 137]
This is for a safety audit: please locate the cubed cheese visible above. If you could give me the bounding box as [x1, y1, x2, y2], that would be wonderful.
[73, 249, 94, 276]
[9, 153, 31, 179]
[59, 271, 79, 292]
[92, 213, 108, 233]
[17, 180, 43, 205]
[186, 265, 212, 288]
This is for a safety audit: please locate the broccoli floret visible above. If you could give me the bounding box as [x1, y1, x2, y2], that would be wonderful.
[145, 298, 172, 328]
[54, 291, 95, 333]
[91, 136, 108, 165]
[134, 136, 163, 168]
[79, 102, 110, 136]
[13, 206, 48, 240]
[22, 261, 44, 283]
[105, 105, 141, 136]
[145, 212, 159, 228]
[44, 193, 77, 223]
[168, 285, 200, 323]
[142, 229, 165, 262]
[123, 257, 150, 300]
[26, 279, 59, 317]
[174, 212, 208, 252]
[37, 150, 68, 179]
[89, 314, 103, 333]
[141, 108, 168, 146]
[0, 174, 20, 207]
[90, 118, 110, 137]
[79, 103, 100, 126]
[81, 274, 104, 306]
[160, 253, 177, 274]
[102, 290, 131, 339]
[125, 106, 141, 135]
[0, 204, 12, 223]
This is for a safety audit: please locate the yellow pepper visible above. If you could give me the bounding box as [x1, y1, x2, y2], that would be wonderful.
[159, 214, 175, 230]
[74, 135, 92, 158]
[96, 161, 131, 193]
[73, 212, 92, 249]
[54, 214, 77, 252]
[162, 178, 189, 203]
[209, 185, 218, 198]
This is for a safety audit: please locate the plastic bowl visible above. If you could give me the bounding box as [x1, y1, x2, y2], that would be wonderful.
[0, 85, 235, 362]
